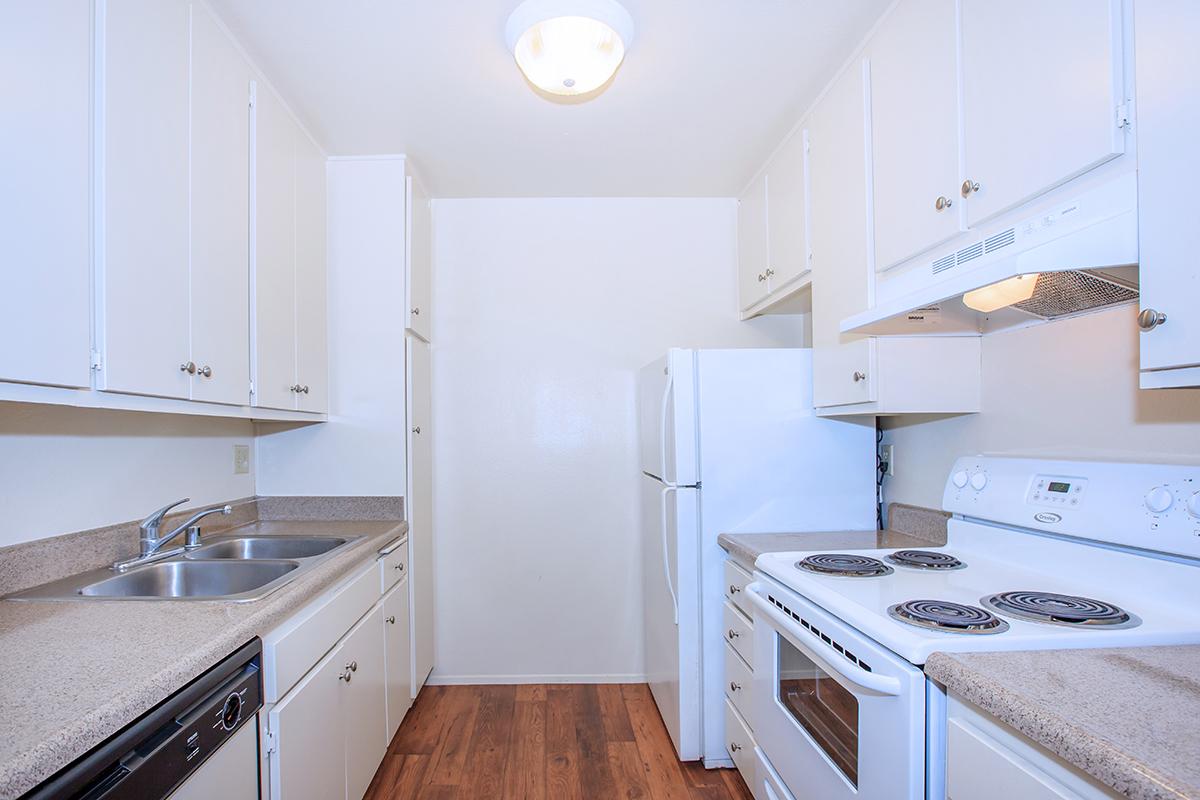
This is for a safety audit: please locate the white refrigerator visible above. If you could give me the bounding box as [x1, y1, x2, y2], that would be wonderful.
[638, 348, 877, 766]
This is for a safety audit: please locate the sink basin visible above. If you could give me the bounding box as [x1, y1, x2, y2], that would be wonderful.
[187, 536, 348, 561]
[78, 560, 298, 599]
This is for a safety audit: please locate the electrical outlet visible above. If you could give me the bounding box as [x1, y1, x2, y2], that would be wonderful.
[880, 444, 895, 476]
[233, 444, 250, 475]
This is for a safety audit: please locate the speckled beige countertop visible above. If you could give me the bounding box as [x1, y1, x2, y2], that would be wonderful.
[926, 647, 1200, 800]
[0, 518, 406, 800]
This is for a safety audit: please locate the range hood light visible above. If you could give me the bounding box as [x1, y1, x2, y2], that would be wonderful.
[962, 274, 1041, 313]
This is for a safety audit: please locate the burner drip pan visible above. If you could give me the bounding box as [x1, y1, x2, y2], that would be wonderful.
[983, 591, 1140, 629]
[887, 600, 1009, 635]
[797, 554, 893, 578]
[885, 550, 966, 571]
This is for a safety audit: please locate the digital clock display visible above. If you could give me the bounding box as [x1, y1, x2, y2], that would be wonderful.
[1047, 481, 1071, 494]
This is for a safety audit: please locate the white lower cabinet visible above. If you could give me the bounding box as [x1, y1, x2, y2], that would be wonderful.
[723, 558, 761, 798]
[265, 548, 414, 800]
[945, 695, 1118, 800]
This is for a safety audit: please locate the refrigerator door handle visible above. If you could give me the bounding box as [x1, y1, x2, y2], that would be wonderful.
[659, 369, 674, 485]
[660, 485, 679, 625]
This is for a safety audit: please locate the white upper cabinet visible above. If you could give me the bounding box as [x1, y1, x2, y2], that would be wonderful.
[868, 0, 960, 271]
[766, 128, 810, 290]
[99, 0, 192, 399]
[252, 85, 328, 413]
[0, 0, 92, 389]
[737, 172, 770, 310]
[189, 2, 252, 405]
[406, 175, 433, 341]
[1135, 0, 1200, 388]
[809, 66, 877, 409]
[959, 0, 1125, 227]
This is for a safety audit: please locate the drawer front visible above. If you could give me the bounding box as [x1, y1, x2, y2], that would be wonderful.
[724, 698, 756, 784]
[756, 747, 797, 800]
[724, 642, 753, 728]
[725, 558, 753, 617]
[379, 541, 408, 593]
[947, 718, 1094, 800]
[723, 600, 753, 668]
[266, 561, 380, 702]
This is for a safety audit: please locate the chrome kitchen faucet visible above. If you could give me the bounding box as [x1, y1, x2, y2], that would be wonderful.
[112, 498, 232, 571]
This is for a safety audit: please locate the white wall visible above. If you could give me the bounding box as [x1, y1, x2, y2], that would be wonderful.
[0, 404, 254, 547]
[431, 197, 804, 682]
[882, 305, 1200, 509]
[255, 158, 408, 497]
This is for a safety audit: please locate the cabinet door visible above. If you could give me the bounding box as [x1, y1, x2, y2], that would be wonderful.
[868, 0, 960, 271]
[343, 606, 387, 800]
[1135, 0, 1200, 381]
[270, 645, 347, 800]
[406, 175, 432, 341]
[295, 132, 329, 413]
[189, 3, 251, 405]
[252, 85, 298, 410]
[737, 173, 770, 310]
[960, 0, 1125, 226]
[383, 582, 412, 742]
[407, 335, 434, 695]
[766, 129, 809, 289]
[809, 64, 878, 408]
[100, 0, 191, 398]
[0, 0, 92, 388]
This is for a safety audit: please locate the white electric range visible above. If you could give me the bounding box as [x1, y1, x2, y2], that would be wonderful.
[746, 456, 1200, 800]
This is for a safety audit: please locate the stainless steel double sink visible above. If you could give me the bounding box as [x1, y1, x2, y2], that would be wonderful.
[9, 534, 365, 602]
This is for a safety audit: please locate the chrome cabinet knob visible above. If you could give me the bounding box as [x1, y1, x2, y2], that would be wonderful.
[727, 629, 740, 640]
[1138, 308, 1167, 331]
[180, 361, 196, 375]
[347, 661, 358, 672]
[934, 195, 952, 211]
[412, 426, 421, 434]
[765, 268, 775, 277]
[411, 307, 420, 316]
[757, 273, 766, 283]
[853, 371, 867, 382]
[301, 385, 310, 394]
[386, 615, 396, 624]
[339, 669, 352, 683]
[290, 384, 301, 393]
[729, 584, 740, 595]
[394, 562, 405, 571]
[961, 179, 980, 197]
[729, 681, 742, 692]
[729, 742, 742, 753]
[198, 365, 212, 378]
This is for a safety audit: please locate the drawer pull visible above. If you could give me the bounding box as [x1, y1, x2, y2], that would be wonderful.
[386, 615, 396, 625]
[727, 629, 740, 640]
[729, 681, 742, 692]
[729, 742, 742, 753]
[729, 584, 740, 594]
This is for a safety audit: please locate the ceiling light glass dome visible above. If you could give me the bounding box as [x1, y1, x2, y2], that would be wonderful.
[505, 0, 635, 96]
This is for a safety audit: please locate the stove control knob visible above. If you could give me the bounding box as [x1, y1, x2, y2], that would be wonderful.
[1187, 492, 1200, 519]
[1144, 486, 1174, 514]
[970, 472, 988, 491]
[952, 470, 969, 489]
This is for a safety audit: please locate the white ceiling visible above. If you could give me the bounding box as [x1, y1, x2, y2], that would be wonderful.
[208, 0, 892, 197]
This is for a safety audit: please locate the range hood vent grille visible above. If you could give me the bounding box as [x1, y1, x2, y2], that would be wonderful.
[1012, 269, 1139, 320]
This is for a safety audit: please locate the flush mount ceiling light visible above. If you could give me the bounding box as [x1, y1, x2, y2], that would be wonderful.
[962, 273, 1041, 313]
[505, 0, 635, 97]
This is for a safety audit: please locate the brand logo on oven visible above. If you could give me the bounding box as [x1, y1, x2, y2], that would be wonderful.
[1035, 512, 1062, 524]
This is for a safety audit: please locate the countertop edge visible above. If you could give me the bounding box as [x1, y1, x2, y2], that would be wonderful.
[0, 518, 407, 799]
[925, 652, 1194, 800]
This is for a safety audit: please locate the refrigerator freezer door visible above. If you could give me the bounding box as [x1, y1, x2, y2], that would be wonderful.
[641, 472, 701, 760]
[637, 350, 698, 486]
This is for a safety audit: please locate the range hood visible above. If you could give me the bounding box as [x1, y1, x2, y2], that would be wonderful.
[842, 173, 1140, 336]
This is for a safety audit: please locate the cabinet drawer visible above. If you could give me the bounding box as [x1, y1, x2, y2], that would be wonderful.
[379, 538, 408, 593]
[723, 600, 753, 668]
[755, 747, 797, 800]
[265, 561, 379, 702]
[724, 559, 753, 617]
[724, 643, 753, 728]
[724, 698, 756, 783]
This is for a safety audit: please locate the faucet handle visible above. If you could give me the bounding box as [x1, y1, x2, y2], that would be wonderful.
[139, 498, 190, 534]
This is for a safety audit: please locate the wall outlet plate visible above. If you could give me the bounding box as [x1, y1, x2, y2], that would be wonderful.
[234, 444, 250, 475]
[880, 444, 895, 476]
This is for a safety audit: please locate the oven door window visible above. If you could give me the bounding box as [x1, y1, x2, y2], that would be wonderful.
[778, 635, 859, 787]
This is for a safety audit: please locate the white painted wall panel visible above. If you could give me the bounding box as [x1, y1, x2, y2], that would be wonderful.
[430, 198, 803, 682]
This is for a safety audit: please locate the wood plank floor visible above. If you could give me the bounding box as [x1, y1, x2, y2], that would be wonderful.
[365, 684, 755, 800]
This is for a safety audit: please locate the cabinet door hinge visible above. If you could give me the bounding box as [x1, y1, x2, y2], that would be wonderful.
[263, 727, 276, 755]
[249, 380, 256, 397]
[90, 350, 103, 371]
[1116, 101, 1132, 130]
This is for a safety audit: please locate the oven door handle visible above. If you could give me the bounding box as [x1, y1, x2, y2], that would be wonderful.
[745, 582, 903, 697]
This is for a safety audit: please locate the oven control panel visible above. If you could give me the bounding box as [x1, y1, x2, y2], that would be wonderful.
[944, 456, 1200, 560]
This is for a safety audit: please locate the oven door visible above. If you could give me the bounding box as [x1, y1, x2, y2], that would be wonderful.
[747, 578, 926, 800]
